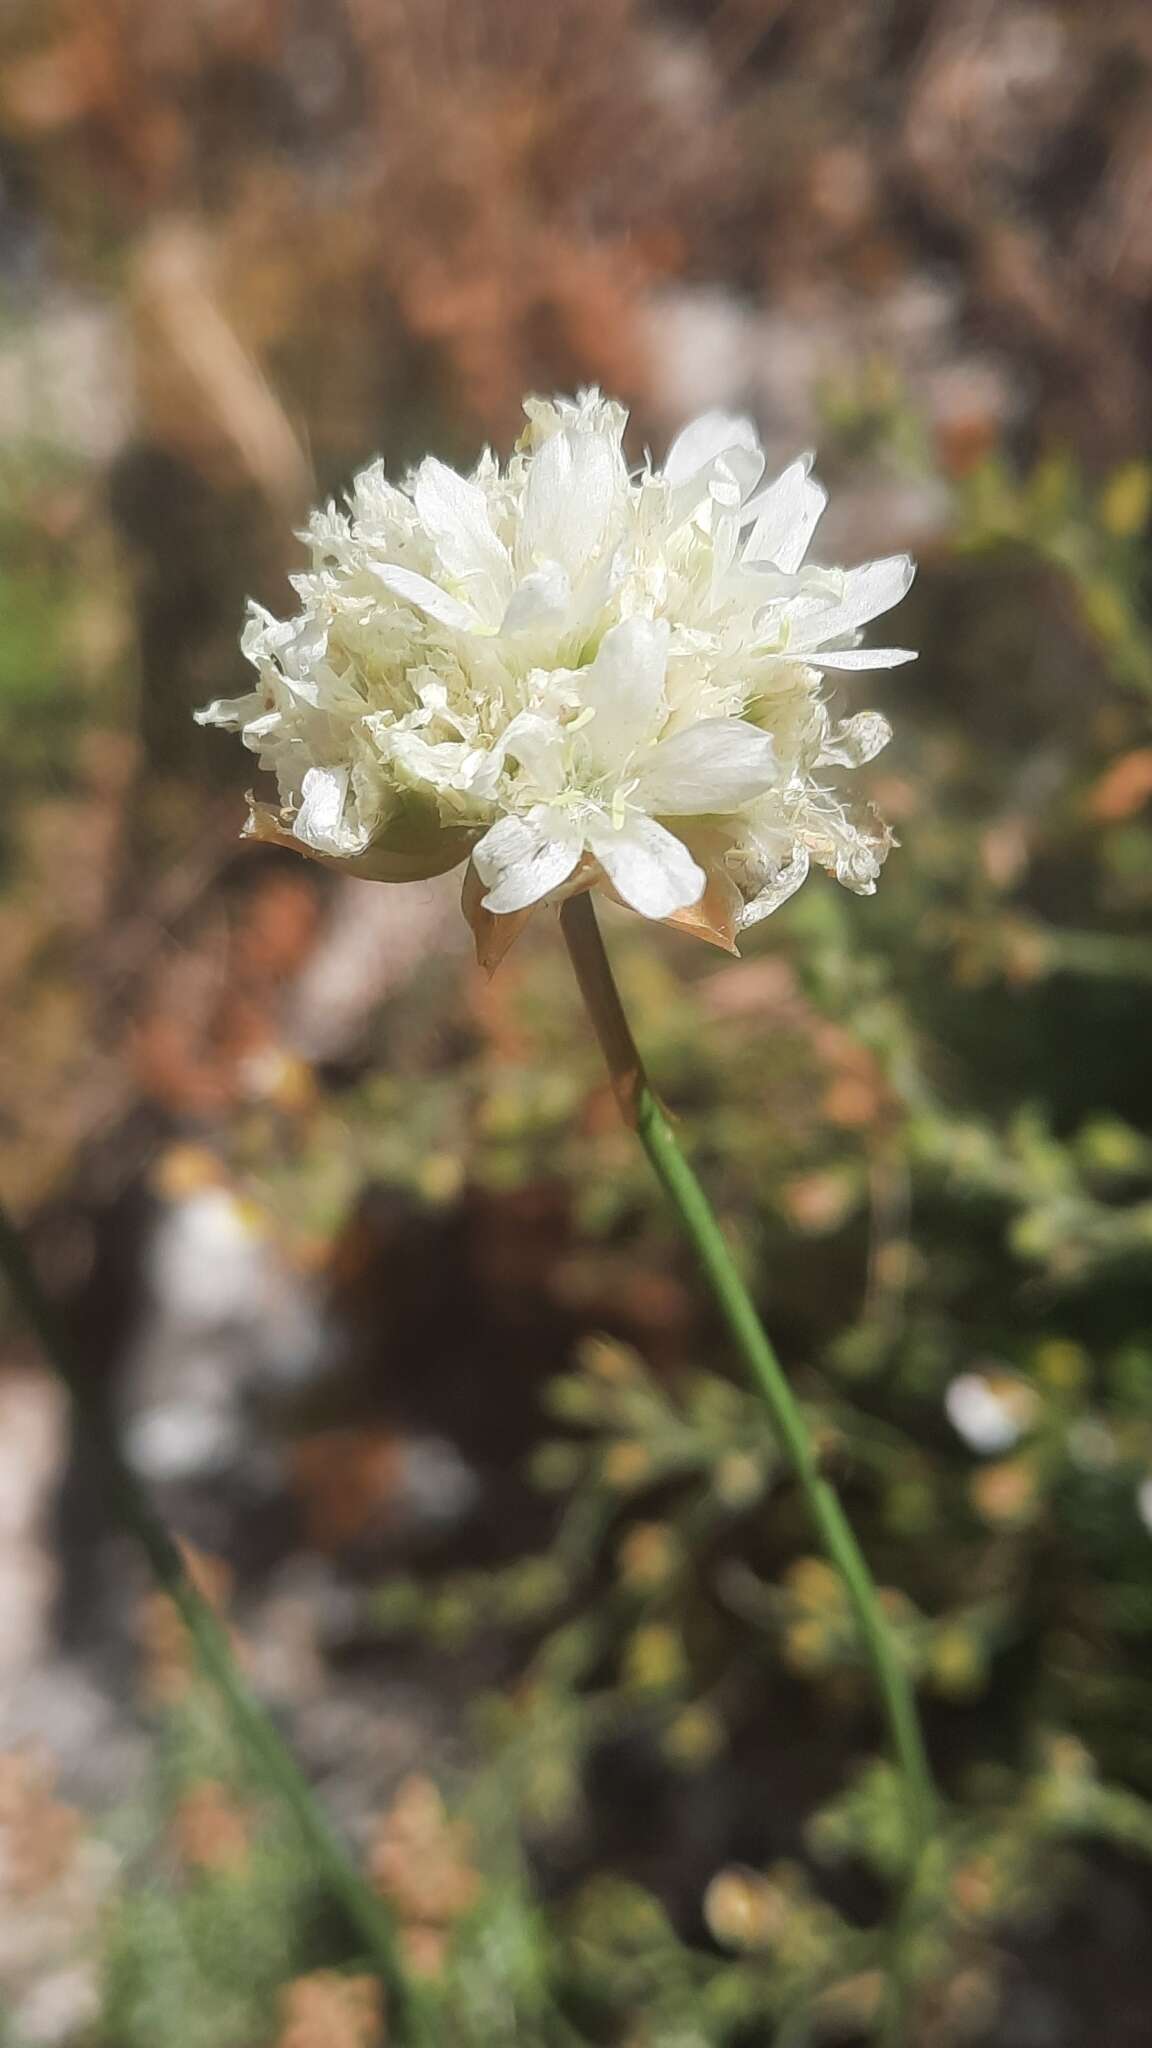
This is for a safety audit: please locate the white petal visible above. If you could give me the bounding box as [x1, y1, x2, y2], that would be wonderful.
[635, 718, 780, 815]
[742, 456, 827, 573]
[500, 711, 567, 796]
[195, 691, 263, 730]
[664, 411, 762, 488]
[794, 646, 917, 671]
[577, 617, 669, 771]
[519, 427, 624, 575]
[501, 562, 572, 635]
[412, 457, 509, 590]
[710, 507, 741, 593]
[473, 808, 583, 914]
[738, 846, 810, 928]
[242, 711, 283, 752]
[711, 443, 766, 508]
[294, 765, 370, 856]
[818, 712, 892, 767]
[371, 564, 479, 631]
[834, 555, 916, 629]
[789, 556, 915, 647]
[587, 813, 705, 918]
[387, 730, 473, 793]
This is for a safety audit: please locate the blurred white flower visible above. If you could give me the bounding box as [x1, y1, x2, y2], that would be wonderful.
[198, 391, 914, 960]
[945, 1370, 1038, 1455]
[1137, 1477, 1152, 1535]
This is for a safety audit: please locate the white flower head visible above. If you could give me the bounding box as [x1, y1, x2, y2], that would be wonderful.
[198, 393, 914, 964]
[945, 1370, 1039, 1456]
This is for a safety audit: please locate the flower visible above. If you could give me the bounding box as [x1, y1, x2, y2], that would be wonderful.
[197, 391, 914, 962]
[945, 1370, 1038, 1455]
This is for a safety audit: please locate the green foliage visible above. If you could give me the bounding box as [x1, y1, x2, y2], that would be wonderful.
[96, 1698, 317, 2048]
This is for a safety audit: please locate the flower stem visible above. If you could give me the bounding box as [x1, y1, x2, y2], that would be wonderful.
[0, 1201, 428, 2046]
[559, 892, 936, 2041]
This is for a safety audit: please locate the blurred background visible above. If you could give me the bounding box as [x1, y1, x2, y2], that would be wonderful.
[2, 3, 1152, 2044]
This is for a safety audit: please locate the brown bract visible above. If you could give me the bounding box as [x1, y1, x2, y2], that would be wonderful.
[241, 801, 479, 886]
[463, 845, 743, 972]
[242, 808, 745, 977]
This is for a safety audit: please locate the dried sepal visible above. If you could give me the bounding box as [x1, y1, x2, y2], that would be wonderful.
[243, 800, 477, 883]
[460, 859, 534, 974]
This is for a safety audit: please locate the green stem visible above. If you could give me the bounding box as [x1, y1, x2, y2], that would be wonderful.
[560, 893, 936, 2044]
[0, 1202, 427, 2046]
